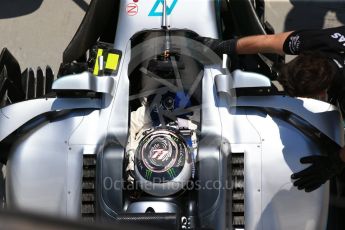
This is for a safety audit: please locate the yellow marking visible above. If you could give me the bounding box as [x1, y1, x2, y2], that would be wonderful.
[105, 53, 120, 71]
[93, 49, 104, 76]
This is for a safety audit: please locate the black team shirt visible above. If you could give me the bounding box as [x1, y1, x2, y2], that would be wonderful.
[283, 26, 345, 116]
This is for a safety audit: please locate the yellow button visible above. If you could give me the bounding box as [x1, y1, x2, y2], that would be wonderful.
[105, 53, 120, 71]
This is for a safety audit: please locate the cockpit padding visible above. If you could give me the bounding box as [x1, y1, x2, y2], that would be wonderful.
[128, 30, 203, 111]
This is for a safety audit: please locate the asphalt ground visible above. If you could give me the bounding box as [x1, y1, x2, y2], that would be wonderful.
[266, 0, 345, 60]
[0, 0, 91, 74]
[266, 0, 345, 32]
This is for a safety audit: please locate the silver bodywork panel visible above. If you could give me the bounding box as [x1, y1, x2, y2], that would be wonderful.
[115, 0, 218, 51]
[3, 67, 340, 230]
[237, 96, 343, 146]
[52, 72, 117, 96]
[232, 69, 272, 88]
[1, 0, 343, 229]
[0, 98, 101, 142]
[6, 111, 86, 218]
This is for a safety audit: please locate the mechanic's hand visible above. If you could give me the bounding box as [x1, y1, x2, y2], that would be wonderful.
[195, 36, 237, 57]
[291, 153, 345, 192]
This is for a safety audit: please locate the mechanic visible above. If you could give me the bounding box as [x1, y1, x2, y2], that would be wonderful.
[197, 26, 345, 192]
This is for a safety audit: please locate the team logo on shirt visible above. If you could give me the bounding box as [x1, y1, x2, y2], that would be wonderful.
[332, 59, 343, 69]
[331, 32, 345, 46]
[288, 35, 301, 54]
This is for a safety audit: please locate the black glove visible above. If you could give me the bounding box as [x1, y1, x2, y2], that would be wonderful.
[195, 37, 237, 57]
[291, 153, 345, 192]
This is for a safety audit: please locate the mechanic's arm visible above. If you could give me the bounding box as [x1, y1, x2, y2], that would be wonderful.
[196, 31, 293, 56]
[236, 32, 293, 55]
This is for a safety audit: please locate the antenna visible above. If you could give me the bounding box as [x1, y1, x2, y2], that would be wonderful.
[162, 0, 168, 29]
[161, 0, 170, 56]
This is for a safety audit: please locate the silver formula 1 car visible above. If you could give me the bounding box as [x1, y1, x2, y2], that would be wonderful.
[0, 0, 344, 229]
